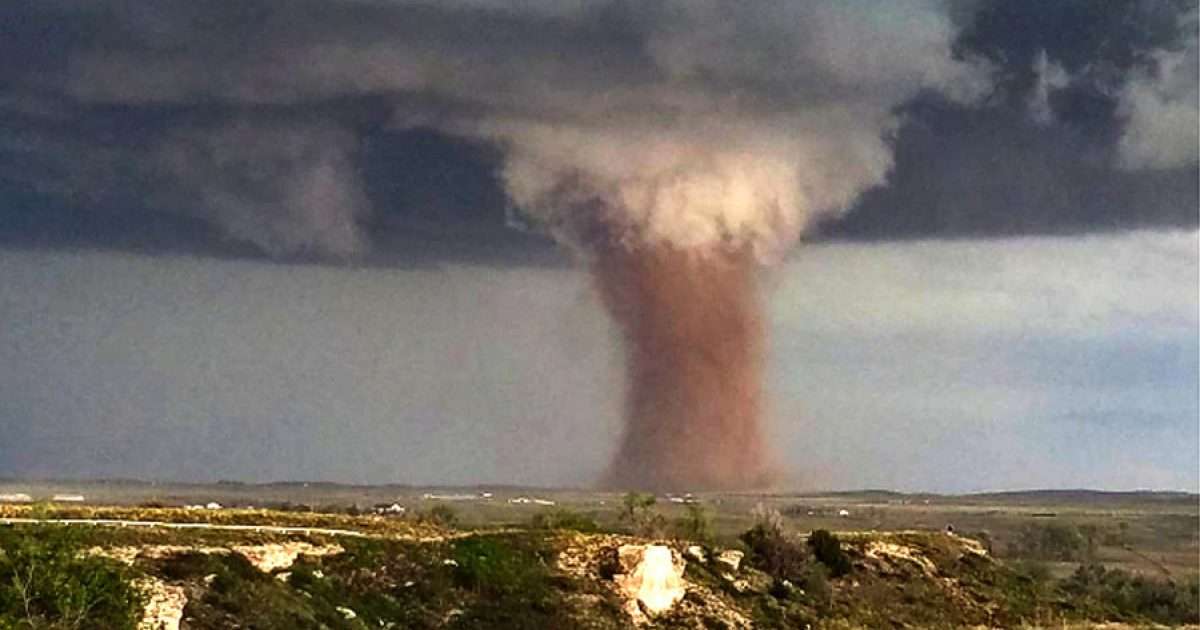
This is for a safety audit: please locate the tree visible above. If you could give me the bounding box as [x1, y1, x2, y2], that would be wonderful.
[674, 503, 713, 543]
[808, 529, 851, 578]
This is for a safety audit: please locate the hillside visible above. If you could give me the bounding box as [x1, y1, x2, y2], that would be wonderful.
[1, 505, 1197, 629]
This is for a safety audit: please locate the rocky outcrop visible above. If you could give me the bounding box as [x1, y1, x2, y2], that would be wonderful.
[231, 542, 343, 572]
[87, 542, 343, 573]
[135, 577, 187, 630]
[613, 544, 687, 617]
[715, 549, 744, 573]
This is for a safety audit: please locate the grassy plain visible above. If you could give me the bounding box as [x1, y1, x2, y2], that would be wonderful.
[2, 481, 1195, 578]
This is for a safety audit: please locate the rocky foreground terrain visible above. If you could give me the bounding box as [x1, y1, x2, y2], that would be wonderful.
[0, 504, 1196, 629]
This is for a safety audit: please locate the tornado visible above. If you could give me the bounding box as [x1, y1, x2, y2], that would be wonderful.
[41, 2, 994, 490]
[595, 243, 771, 491]
[192, 2, 983, 494]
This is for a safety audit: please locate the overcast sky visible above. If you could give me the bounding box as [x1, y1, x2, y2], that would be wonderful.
[0, 1, 1196, 491]
[2, 230, 1196, 491]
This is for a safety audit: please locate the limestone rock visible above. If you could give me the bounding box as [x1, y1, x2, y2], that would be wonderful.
[231, 542, 343, 573]
[613, 544, 687, 616]
[716, 549, 744, 573]
[135, 577, 187, 630]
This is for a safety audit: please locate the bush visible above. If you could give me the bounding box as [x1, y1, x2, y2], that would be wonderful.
[1010, 523, 1085, 561]
[1009, 559, 1052, 586]
[620, 493, 655, 526]
[0, 526, 145, 630]
[779, 504, 812, 518]
[1060, 563, 1199, 625]
[451, 537, 551, 602]
[800, 562, 832, 611]
[420, 505, 459, 528]
[448, 536, 580, 628]
[620, 492, 667, 538]
[634, 513, 670, 539]
[974, 530, 994, 554]
[1101, 521, 1132, 547]
[673, 503, 713, 543]
[530, 509, 599, 533]
[740, 523, 809, 583]
[621, 492, 656, 518]
[749, 503, 785, 535]
[807, 530, 851, 578]
[1077, 524, 1100, 561]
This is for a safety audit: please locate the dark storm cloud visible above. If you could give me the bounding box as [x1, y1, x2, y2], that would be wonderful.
[820, 0, 1198, 239]
[817, 97, 1197, 239]
[0, 0, 1194, 264]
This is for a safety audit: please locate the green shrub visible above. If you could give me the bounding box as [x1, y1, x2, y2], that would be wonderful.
[619, 492, 669, 538]
[420, 505, 459, 528]
[0, 526, 145, 630]
[451, 537, 552, 602]
[1009, 559, 1052, 585]
[740, 523, 809, 583]
[1010, 523, 1085, 561]
[800, 562, 832, 611]
[284, 539, 459, 629]
[530, 509, 599, 533]
[673, 503, 713, 543]
[175, 553, 331, 629]
[989, 558, 1053, 621]
[621, 492, 656, 519]
[807, 530, 851, 578]
[1060, 563, 1200, 625]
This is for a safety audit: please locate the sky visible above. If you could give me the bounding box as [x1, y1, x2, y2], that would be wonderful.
[0, 1, 1197, 491]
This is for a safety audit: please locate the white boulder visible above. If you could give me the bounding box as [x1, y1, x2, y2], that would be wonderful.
[613, 544, 687, 616]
